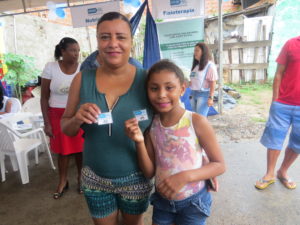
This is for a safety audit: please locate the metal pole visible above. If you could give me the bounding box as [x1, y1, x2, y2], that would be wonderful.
[218, 0, 223, 114]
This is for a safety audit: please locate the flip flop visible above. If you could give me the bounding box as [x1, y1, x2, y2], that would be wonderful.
[277, 176, 296, 189]
[255, 178, 275, 190]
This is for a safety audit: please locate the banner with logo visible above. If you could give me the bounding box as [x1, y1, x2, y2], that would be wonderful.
[156, 17, 204, 75]
[152, 0, 205, 21]
[70, 1, 120, 28]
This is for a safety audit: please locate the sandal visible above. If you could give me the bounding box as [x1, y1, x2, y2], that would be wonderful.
[255, 178, 275, 190]
[53, 181, 69, 199]
[277, 176, 296, 189]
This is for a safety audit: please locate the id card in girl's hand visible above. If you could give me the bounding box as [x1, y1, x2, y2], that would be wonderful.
[98, 112, 113, 125]
[133, 109, 148, 122]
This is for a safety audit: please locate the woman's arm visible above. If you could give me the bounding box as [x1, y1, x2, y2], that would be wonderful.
[40, 78, 53, 137]
[125, 118, 155, 178]
[61, 72, 100, 136]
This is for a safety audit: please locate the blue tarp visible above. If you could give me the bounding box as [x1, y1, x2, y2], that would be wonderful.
[130, 0, 160, 69]
[143, 3, 160, 69]
[129, 0, 146, 35]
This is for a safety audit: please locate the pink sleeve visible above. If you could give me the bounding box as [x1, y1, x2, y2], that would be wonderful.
[206, 63, 218, 81]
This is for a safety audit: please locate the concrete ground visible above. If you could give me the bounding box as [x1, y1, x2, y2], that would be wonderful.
[1, 140, 300, 225]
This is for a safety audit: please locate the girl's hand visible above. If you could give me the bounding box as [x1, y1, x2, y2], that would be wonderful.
[207, 98, 214, 107]
[125, 118, 144, 143]
[75, 103, 100, 124]
[157, 172, 188, 200]
[209, 177, 219, 192]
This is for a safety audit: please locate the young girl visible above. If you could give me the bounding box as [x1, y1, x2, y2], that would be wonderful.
[190, 42, 218, 116]
[125, 60, 225, 225]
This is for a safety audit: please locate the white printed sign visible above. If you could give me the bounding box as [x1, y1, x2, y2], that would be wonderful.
[70, 1, 120, 28]
[152, 0, 205, 21]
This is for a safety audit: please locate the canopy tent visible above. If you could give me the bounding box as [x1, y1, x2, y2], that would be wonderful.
[0, 0, 224, 112]
[0, 0, 105, 16]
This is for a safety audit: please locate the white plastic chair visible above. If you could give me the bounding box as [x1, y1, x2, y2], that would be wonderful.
[9, 97, 22, 113]
[22, 97, 41, 114]
[0, 121, 56, 184]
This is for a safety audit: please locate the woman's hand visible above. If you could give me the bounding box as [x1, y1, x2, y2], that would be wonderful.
[75, 103, 100, 125]
[157, 172, 189, 200]
[125, 118, 144, 143]
[44, 123, 53, 137]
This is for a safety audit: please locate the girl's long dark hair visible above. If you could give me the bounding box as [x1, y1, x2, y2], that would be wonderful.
[191, 42, 212, 71]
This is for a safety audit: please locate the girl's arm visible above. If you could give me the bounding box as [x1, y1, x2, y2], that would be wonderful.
[189, 113, 225, 180]
[125, 118, 155, 178]
[40, 78, 53, 137]
[207, 80, 216, 107]
[61, 72, 100, 136]
[157, 113, 225, 199]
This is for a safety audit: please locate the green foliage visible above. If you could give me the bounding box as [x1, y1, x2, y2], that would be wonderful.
[227, 82, 272, 106]
[251, 117, 267, 123]
[2, 53, 41, 101]
[229, 82, 272, 96]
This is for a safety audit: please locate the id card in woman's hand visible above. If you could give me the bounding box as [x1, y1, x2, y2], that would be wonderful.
[133, 109, 148, 121]
[98, 112, 113, 125]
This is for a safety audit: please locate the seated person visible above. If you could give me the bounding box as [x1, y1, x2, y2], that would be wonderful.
[0, 87, 12, 115]
[80, 50, 143, 71]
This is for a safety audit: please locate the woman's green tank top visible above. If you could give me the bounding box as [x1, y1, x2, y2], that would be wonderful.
[80, 68, 152, 178]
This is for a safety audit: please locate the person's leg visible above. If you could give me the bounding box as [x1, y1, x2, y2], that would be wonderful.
[118, 173, 153, 225]
[74, 152, 83, 192]
[121, 213, 144, 225]
[92, 210, 119, 225]
[57, 154, 70, 192]
[264, 148, 281, 180]
[256, 102, 292, 189]
[277, 147, 298, 188]
[277, 106, 300, 188]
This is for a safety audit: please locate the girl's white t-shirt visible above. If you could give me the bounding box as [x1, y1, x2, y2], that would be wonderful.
[41, 61, 80, 108]
[190, 61, 218, 91]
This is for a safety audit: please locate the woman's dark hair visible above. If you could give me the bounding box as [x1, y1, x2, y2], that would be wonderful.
[0, 86, 4, 110]
[147, 59, 185, 85]
[54, 37, 78, 60]
[191, 42, 212, 71]
[96, 11, 132, 36]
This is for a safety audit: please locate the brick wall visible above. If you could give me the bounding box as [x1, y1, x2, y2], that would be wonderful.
[206, 0, 242, 16]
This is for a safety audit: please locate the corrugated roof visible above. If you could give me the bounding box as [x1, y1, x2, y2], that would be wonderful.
[247, 0, 277, 9]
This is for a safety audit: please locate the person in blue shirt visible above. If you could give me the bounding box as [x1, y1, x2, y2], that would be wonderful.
[80, 50, 143, 71]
